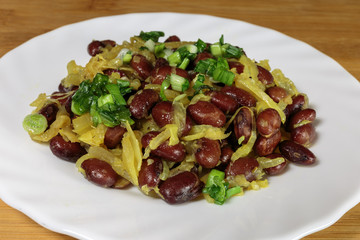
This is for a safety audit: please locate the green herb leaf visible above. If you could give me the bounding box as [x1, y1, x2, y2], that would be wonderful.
[139, 31, 165, 42]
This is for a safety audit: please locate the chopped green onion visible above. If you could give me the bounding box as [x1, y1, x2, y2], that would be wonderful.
[105, 83, 127, 105]
[213, 67, 235, 86]
[154, 43, 166, 58]
[194, 58, 217, 75]
[122, 52, 132, 64]
[71, 73, 133, 127]
[202, 169, 241, 205]
[169, 74, 189, 92]
[160, 77, 171, 101]
[168, 51, 182, 66]
[219, 34, 225, 45]
[185, 44, 198, 54]
[139, 31, 165, 42]
[195, 38, 207, 53]
[23, 113, 48, 135]
[97, 94, 114, 107]
[144, 39, 156, 52]
[193, 74, 205, 90]
[223, 45, 243, 58]
[178, 57, 190, 70]
[210, 43, 222, 57]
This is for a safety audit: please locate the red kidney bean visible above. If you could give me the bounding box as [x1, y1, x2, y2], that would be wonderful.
[39, 103, 59, 126]
[151, 101, 193, 136]
[266, 86, 288, 103]
[81, 158, 118, 187]
[104, 125, 127, 149]
[279, 140, 316, 165]
[262, 153, 288, 176]
[103, 68, 126, 77]
[130, 54, 154, 80]
[141, 131, 186, 162]
[221, 85, 257, 107]
[87, 40, 116, 56]
[154, 58, 169, 69]
[195, 138, 221, 168]
[58, 83, 78, 93]
[151, 101, 173, 127]
[254, 130, 282, 156]
[187, 101, 226, 127]
[193, 52, 213, 66]
[151, 65, 172, 85]
[284, 94, 306, 119]
[50, 135, 87, 162]
[225, 157, 259, 182]
[228, 61, 244, 74]
[220, 146, 234, 165]
[288, 108, 316, 130]
[291, 123, 316, 147]
[159, 171, 204, 204]
[233, 107, 253, 144]
[129, 89, 159, 119]
[257, 65, 274, 86]
[207, 91, 239, 114]
[138, 157, 163, 188]
[165, 35, 180, 42]
[256, 108, 281, 137]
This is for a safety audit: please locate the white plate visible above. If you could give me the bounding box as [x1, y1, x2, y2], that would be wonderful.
[0, 12, 359, 240]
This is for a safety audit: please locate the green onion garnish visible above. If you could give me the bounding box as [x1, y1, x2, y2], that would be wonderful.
[23, 113, 48, 135]
[71, 73, 133, 127]
[139, 31, 165, 42]
[202, 169, 242, 205]
[169, 74, 189, 92]
[195, 39, 207, 53]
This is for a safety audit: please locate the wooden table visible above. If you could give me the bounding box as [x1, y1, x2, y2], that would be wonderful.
[0, 0, 359, 239]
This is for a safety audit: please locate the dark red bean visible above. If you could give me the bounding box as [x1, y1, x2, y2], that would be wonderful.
[228, 61, 244, 74]
[103, 68, 126, 77]
[254, 130, 282, 156]
[220, 146, 234, 166]
[154, 58, 169, 69]
[130, 54, 154, 80]
[266, 86, 288, 103]
[58, 83, 78, 93]
[151, 101, 173, 127]
[262, 153, 288, 176]
[257, 65, 274, 86]
[288, 108, 316, 130]
[151, 101, 193, 136]
[225, 157, 259, 182]
[221, 85, 257, 107]
[233, 107, 253, 144]
[104, 125, 127, 149]
[81, 158, 118, 187]
[187, 101, 226, 127]
[141, 131, 186, 162]
[284, 94, 306, 119]
[195, 138, 221, 168]
[151, 65, 172, 85]
[279, 140, 316, 165]
[38, 103, 58, 126]
[129, 89, 159, 119]
[138, 157, 163, 188]
[208, 91, 239, 114]
[87, 40, 104, 56]
[165, 35, 180, 42]
[159, 171, 204, 204]
[291, 123, 316, 146]
[50, 135, 87, 162]
[87, 40, 116, 57]
[256, 108, 281, 137]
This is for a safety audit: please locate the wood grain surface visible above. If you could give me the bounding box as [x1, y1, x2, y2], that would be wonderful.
[0, 0, 359, 239]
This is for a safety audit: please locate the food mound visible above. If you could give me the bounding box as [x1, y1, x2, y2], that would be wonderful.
[23, 31, 317, 205]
